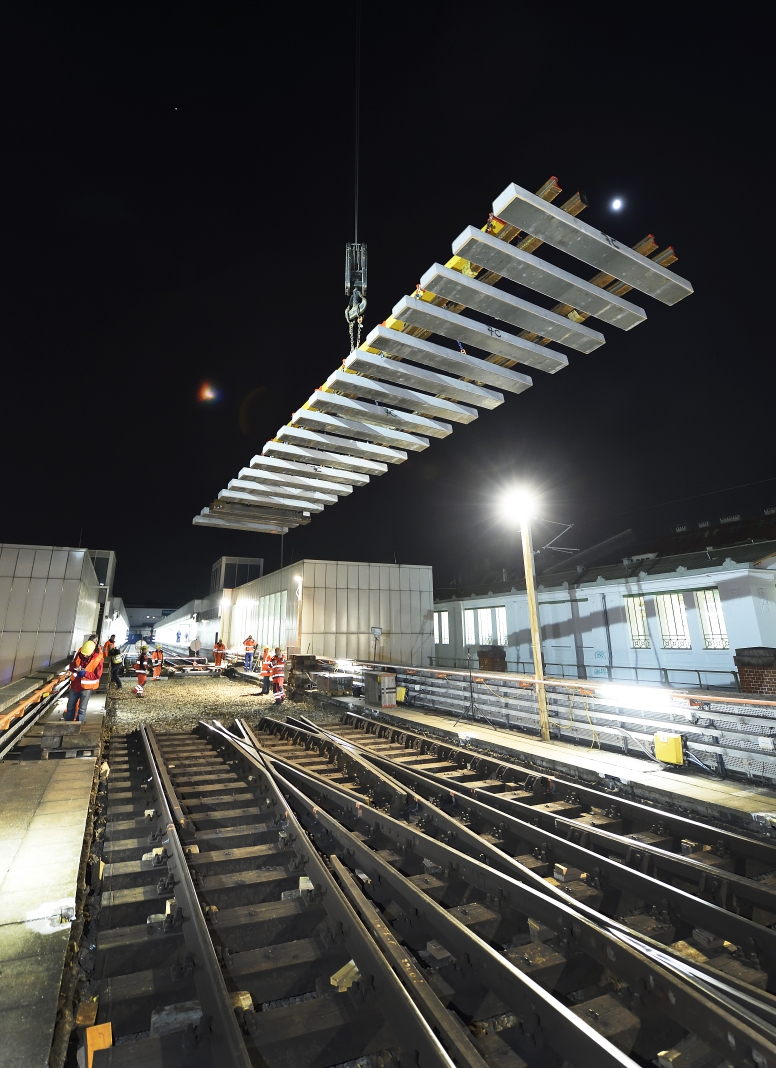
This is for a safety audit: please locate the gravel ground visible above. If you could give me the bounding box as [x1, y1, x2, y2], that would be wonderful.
[106, 673, 340, 735]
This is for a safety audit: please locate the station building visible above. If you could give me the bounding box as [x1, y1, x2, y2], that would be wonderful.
[433, 517, 776, 690]
[154, 557, 435, 665]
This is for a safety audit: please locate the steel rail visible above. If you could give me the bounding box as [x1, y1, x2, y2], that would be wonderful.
[230, 720, 776, 1067]
[332, 724, 776, 930]
[339, 710, 776, 863]
[248, 738, 775, 1068]
[220, 730, 637, 1068]
[252, 715, 776, 1015]
[140, 726, 253, 1068]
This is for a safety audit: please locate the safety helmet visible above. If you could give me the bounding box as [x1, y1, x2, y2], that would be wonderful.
[156, 644, 162, 650]
[81, 640, 96, 656]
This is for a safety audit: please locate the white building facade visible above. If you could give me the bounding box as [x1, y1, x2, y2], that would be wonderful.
[433, 556, 776, 690]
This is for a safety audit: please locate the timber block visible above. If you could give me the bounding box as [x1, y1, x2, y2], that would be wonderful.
[504, 940, 566, 991]
[62, 730, 101, 750]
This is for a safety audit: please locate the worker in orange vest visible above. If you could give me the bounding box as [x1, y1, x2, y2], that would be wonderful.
[151, 645, 164, 678]
[213, 639, 226, 667]
[260, 646, 272, 694]
[102, 634, 116, 661]
[133, 644, 150, 697]
[243, 635, 257, 671]
[271, 647, 286, 704]
[65, 640, 103, 721]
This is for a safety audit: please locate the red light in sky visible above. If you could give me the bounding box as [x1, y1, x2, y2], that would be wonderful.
[199, 383, 217, 401]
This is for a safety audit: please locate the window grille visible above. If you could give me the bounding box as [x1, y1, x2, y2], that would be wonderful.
[695, 589, 729, 650]
[477, 608, 493, 645]
[655, 593, 691, 649]
[495, 606, 508, 647]
[439, 611, 450, 645]
[433, 612, 439, 645]
[625, 596, 650, 649]
[463, 608, 476, 646]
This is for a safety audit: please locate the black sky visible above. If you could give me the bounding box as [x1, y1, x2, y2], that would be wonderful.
[1, 4, 771, 604]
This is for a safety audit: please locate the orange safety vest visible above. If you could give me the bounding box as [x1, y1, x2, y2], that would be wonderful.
[244, 638, 257, 651]
[260, 652, 272, 676]
[102, 640, 115, 658]
[270, 654, 286, 681]
[151, 650, 163, 665]
[72, 650, 104, 691]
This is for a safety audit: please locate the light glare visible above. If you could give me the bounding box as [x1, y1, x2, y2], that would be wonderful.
[612, 198, 623, 210]
[500, 487, 537, 523]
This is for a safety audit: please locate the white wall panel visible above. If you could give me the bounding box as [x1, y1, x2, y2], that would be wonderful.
[369, 590, 380, 630]
[390, 594, 401, 636]
[40, 579, 64, 631]
[52, 632, 72, 664]
[65, 550, 85, 580]
[57, 580, 80, 631]
[312, 587, 326, 633]
[14, 631, 37, 678]
[32, 549, 52, 578]
[369, 565, 380, 590]
[324, 588, 336, 633]
[50, 550, 68, 580]
[0, 632, 19, 686]
[15, 549, 35, 578]
[335, 633, 347, 659]
[400, 568, 411, 592]
[347, 564, 359, 590]
[324, 563, 337, 588]
[0, 576, 13, 631]
[5, 581, 29, 631]
[347, 589, 358, 632]
[400, 591, 411, 634]
[336, 589, 348, 634]
[322, 633, 335, 659]
[314, 562, 327, 588]
[22, 578, 47, 632]
[301, 597, 313, 635]
[389, 568, 400, 592]
[337, 563, 348, 589]
[380, 566, 390, 590]
[33, 631, 55, 672]
[409, 569, 420, 593]
[409, 591, 422, 634]
[357, 590, 369, 634]
[0, 547, 19, 577]
[358, 565, 369, 590]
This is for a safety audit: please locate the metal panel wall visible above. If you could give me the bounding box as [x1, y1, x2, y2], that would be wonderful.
[0, 543, 101, 685]
[226, 558, 433, 665]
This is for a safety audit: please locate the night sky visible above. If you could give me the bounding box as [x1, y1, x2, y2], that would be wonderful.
[1, 5, 770, 606]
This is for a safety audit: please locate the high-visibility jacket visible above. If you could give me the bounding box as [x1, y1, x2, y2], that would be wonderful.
[244, 638, 257, 652]
[213, 642, 226, 654]
[151, 650, 164, 667]
[102, 640, 115, 659]
[270, 654, 286, 681]
[70, 649, 104, 691]
[260, 651, 272, 676]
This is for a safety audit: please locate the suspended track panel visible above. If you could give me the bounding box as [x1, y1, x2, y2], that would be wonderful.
[493, 183, 694, 304]
[275, 426, 408, 464]
[290, 407, 430, 452]
[343, 351, 505, 409]
[324, 368, 479, 424]
[419, 262, 606, 352]
[307, 388, 454, 438]
[261, 440, 389, 475]
[452, 225, 647, 329]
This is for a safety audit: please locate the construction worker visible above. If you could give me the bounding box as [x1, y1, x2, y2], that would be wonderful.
[133, 646, 149, 697]
[151, 644, 164, 678]
[213, 638, 226, 667]
[271, 646, 286, 704]
[102, 634, 116, 661]
[260, 646, 272, 694]
[110, 647, 124, 689]
[65, 640, 103, 721]
[243, 635, 257, 671]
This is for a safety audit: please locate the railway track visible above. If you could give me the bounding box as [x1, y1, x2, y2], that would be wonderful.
[0, 672, 69, 759]
[87, 718, 776, 1068]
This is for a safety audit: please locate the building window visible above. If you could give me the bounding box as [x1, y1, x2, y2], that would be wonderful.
[695, 589, 729, 650]
[655, 593, 692, 649]
[463, 608, 476, 646]
[477, 608, 493, 645]
[433, 611, 450, 645]
[495, 606, 508, 647]
[625, 595, 650, 649]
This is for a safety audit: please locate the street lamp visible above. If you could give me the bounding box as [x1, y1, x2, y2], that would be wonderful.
[501, 488, 551, 742]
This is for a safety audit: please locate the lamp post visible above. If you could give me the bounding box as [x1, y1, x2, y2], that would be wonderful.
[502, 489, 551, 742]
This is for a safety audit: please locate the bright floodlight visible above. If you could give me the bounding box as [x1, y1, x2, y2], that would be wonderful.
[293, 575, 302, 582]
[500, 487, 537, 523]
[612, 198, 623, 210]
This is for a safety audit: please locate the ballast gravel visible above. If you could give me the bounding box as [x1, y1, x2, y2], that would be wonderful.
[106, 673, 339, 735]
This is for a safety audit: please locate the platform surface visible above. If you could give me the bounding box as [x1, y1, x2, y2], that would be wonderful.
[0, 698, 100, 1067]
[372, 706, 776, 830]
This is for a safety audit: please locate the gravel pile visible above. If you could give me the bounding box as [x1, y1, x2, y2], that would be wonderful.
[106, 674, 339, 736]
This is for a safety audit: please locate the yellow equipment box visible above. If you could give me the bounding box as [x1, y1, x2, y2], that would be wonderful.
[654, 731, 684, 765]
[396, 685, 407, 704]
